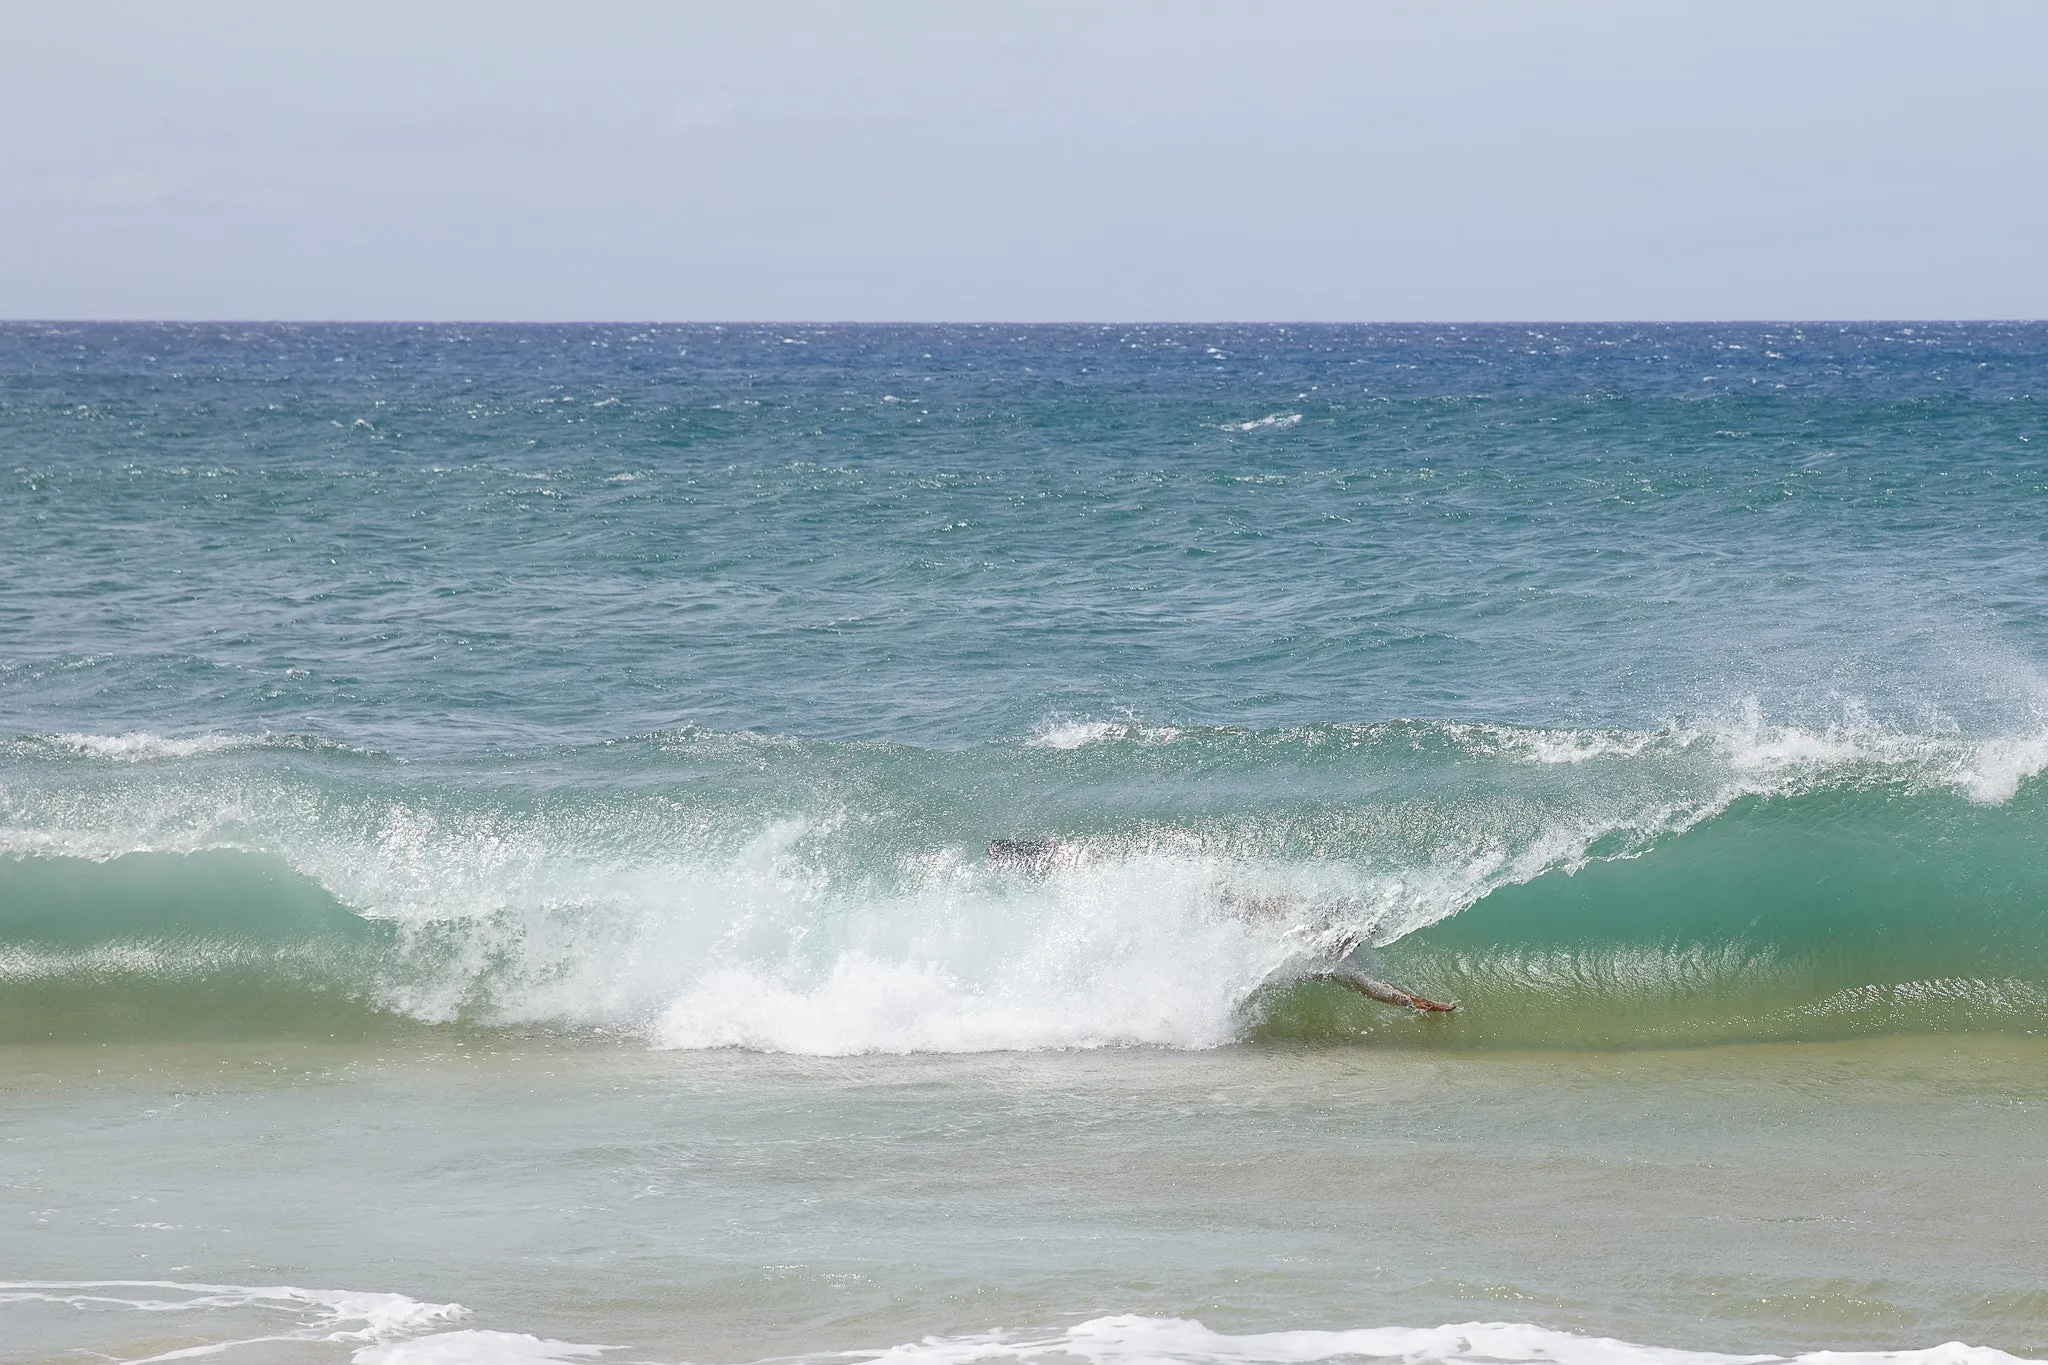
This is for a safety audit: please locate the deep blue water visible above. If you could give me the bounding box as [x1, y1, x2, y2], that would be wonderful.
[4, 322, 2042, 752]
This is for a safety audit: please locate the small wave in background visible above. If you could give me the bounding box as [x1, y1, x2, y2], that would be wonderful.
[829, 1317, 2036, 1365]
[1, 1287, 2031, 1365]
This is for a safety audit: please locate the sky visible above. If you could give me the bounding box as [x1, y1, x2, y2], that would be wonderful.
[3, 1, 2045, 322]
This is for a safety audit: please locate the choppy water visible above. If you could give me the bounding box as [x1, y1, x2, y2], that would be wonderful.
[2, 323, 2045, 1363]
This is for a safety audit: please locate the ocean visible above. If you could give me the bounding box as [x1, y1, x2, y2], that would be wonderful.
[1, 322, 2044, 1364]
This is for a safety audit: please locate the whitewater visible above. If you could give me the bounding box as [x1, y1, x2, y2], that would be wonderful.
[3, 323, 2045, 1364]
[5, 711, 2048, 1054]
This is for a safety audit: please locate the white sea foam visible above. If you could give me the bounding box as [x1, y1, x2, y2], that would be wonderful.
[0, 1280, 468, 1360]
[652, 851, 1290, 1054]
[7, 1294, 2022, 1365]
[1692, 703, 2048, 806]
[1958, 733, 2048, 804]
[31, 731, 259, 761]
[5, 709, 2046, 1054]
[1027, 721, 1183, 750]
[654, 933, 1260, 1056]
[1436, 704, 2048, 807]
[1224, 412, 1302, 432]
[357, 1330, 608, 1365]
[821, 1315, 2037, 1365]
[6, 729, 377, 766]
[1446, 723, 1662, 765]
[1028, 720, 1126, 750]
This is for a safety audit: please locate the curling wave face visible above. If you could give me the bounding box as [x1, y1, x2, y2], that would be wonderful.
[4, 711, 2046, 1052]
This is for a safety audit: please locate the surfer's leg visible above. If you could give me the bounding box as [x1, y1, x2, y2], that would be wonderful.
[1323, 954, 1457, 1013]
[1336, 973, 1458, 1012]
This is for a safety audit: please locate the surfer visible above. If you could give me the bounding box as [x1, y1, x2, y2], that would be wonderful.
[986, 839, 1457, 1013]
[1320, 942, 1458, 1012]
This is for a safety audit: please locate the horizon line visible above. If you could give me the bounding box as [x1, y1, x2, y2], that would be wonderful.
[3, 317, 2044, 328]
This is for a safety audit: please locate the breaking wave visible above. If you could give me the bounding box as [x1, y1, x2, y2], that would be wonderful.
[2, 713, 2046, 1051]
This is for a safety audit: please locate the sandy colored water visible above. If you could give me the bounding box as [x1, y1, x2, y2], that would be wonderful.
[5, 1034, 2045, 1362]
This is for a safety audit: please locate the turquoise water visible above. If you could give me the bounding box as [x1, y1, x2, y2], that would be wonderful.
[2, 324, 2046, 1362]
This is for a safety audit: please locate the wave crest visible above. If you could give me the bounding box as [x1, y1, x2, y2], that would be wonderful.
[3, 714, 2046, 1050]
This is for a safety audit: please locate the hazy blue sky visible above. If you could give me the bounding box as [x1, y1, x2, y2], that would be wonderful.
[4, 1, 2044, 321]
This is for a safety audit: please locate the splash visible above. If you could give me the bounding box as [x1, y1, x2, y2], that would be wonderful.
[2, 714, 2046, 1051]
[1223, 412, 1303, 432]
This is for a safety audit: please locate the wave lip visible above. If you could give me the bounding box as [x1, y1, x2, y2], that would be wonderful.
[24, 731, 259, 762]
[1009, 711, 2048, 807]
[1026, 720, 1183, 750]
[3, 729, 384, 764]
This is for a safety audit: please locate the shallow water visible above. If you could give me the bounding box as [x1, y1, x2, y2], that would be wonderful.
[7, 1037, 2048, 1363]
[3, 323, 2046, 1360]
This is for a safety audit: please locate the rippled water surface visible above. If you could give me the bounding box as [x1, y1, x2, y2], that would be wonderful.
[2, 324, 2045, 1362]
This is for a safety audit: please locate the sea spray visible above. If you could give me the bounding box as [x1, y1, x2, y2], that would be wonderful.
[11, 322, 2048, 1365]
[4, 716, 2044, 1049]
